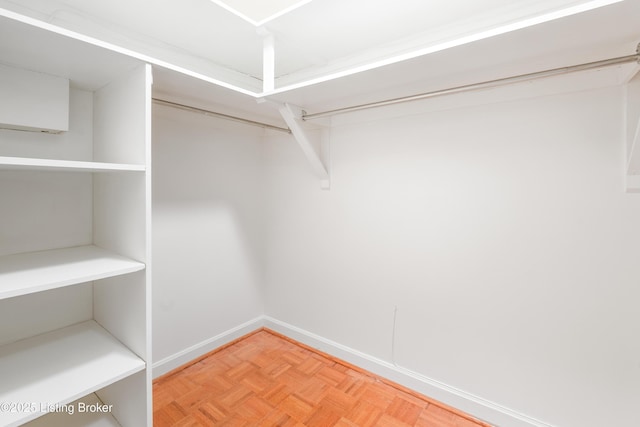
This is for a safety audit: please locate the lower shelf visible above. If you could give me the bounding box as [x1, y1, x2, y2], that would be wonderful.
[24, 394, 120, 427]
[0, 320, 145, 427]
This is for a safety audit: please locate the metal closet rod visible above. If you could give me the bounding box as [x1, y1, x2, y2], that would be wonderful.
[302, 50, 640, 120]
[153, 98, 291, 134]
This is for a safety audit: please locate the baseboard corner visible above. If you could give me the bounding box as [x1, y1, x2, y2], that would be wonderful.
[263, 316, 554, 427]
[152, 316, 264, 379]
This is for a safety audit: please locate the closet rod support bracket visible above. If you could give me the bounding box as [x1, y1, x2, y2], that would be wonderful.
[625, 44, 640, 193]
[279, 103, 331, 190]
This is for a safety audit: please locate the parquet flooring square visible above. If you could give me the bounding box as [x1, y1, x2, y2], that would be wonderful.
[295, 376, 329, 405]
[195, 402, 228, 423]
[335, 418, 360, 427]
[261, 383, 291, 406]
[318, 388, 358, 415]
[359, 382, 397, 409]
[297, 356, 325, 375]
[376, 414, 413, 427]
[241, 370, 272, 394]
[315, 365, 348, 387]
[345, 400, 383, 426]
[228, 361, 259, 380]
[153, 329, 492, 427]
[175, 386, 216, 412]
[174, 414, 207, 426]
[386, 397, 423, 425]
[278, 367, 309, 391]
[257, 410, 295, 427]
[154, 401, 188, 425]
[336, 375, 368, 399]
[304, 405, 342, 426]
[262, 360, 292, 378]
[278, 394, 314, 421]
[235, 396, 274, 422]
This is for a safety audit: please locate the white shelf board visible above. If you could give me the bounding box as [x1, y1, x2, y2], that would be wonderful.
[24, 394, 121, 427]
[0, 245, 145, 300]
[0, 320, 145, 427]
[0, 156, 145, 173]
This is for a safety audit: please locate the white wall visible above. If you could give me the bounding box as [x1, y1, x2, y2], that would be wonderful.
[152, 104, 264, 372]
[262, 85, 640, 427]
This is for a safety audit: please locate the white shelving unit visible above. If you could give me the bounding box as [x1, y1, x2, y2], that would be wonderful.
[0, 11, 152, 427]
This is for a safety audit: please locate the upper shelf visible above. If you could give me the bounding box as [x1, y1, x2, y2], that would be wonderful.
[0, 245, 145, 300]
[0, 11, 143, 92]
[0, 156, 145, 173]
[0, 320, 145, 427]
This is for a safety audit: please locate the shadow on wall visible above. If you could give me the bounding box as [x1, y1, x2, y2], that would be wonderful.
[151, 104, 265, 363]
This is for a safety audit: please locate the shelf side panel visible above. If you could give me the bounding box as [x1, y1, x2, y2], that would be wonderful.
[93, 64, 148, 165]
[144, 63, 154, 427]
[93, 173, 146, 261]
[96, 371, 147, 427]
[94, 272, 146, 360]
[93, 172, 146, 362]
[93, 64, 150, 261]
[92, 64, 152, 427]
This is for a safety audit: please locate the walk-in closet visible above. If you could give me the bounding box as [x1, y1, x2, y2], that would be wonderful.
[1, 1, 639, 426]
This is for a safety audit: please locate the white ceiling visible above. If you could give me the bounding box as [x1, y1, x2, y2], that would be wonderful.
[0, 0, 638, 124]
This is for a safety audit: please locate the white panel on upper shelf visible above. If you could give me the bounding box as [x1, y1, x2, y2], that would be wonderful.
[0, 63, 69, 133]
[0, 245, 145, 300]
[0, 156, 145, 172]
[0, 320, 145, 427]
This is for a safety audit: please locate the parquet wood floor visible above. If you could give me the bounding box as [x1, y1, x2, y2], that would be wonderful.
[153, 329, 491, 427]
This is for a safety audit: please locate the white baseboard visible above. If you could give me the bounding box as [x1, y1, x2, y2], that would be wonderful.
[152, 316, 264, 378]
[263, 316, 555, 427]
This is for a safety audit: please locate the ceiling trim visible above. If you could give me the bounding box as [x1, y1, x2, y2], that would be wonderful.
[0, 7, 261, 97]
[209, 0, 314, 27]
[265, 0, 625, 96]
